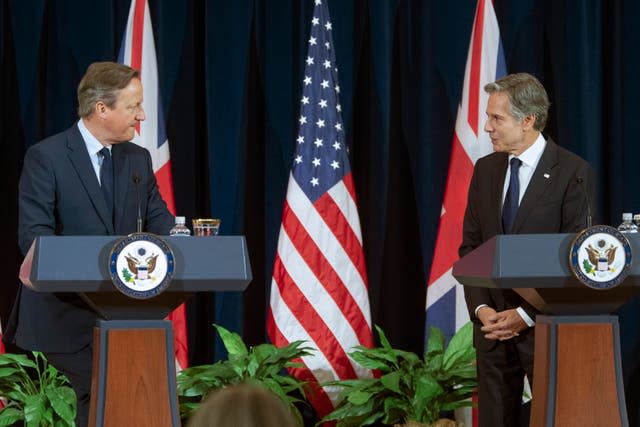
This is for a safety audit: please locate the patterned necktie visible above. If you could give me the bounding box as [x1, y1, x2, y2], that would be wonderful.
[502, 157, 522, 233]
[99, 147, 114, 222]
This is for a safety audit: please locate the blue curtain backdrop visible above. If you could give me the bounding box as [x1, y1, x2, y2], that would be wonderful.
[3, 0, 640, 423]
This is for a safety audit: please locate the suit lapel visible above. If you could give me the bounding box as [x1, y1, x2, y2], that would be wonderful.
[512, 139, 559, 233]
[65, 126, 115, 234]
[112, 144, 131, 233]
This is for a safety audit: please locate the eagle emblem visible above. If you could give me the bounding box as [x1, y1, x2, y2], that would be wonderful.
[569, 225, 632, 290]
[109, 232, 175, 299]
[585, 241, 617, 273]
[125, 252, 159, 280]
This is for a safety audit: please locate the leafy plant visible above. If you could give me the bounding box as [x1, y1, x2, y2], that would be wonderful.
[320, 322, 477, 427]
[0, 351, 76, 427]
[177, 324, 313, 425]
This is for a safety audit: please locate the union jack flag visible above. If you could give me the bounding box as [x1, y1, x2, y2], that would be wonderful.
[119, 0, 188, 371]
[427, 0, 506, 340]
[426, 2, 506, 423]
[267, 0, 373, 417]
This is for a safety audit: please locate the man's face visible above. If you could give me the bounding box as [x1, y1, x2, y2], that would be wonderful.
[102, 78, 145, 144]
[484, 91, 531, 155]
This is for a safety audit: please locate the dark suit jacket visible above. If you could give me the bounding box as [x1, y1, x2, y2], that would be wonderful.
[459, 138, 595, 351]
[6, 124, 175, 353]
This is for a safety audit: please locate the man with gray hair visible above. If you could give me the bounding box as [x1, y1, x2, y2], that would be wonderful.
[5, 61, 175, 426]
[459, 72, 595, 426]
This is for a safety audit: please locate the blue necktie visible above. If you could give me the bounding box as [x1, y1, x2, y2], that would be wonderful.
[502, 157, 522, 233]
[99, 147, 114, 222]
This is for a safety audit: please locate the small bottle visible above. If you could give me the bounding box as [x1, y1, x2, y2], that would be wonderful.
[170, 216, 191, 236]
[618, 213, 638, 233]
[634, 214, 640, 228]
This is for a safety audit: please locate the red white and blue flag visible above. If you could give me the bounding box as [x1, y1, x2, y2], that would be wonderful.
[267, 0, 373, 417]
[118, 0, 188, 371]
[426, 0, 506, 344]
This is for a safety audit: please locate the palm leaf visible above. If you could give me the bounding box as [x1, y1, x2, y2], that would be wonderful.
[321, 322, 477, 426]
[0, 352, 75, 426]
[177, 324, 312, 426]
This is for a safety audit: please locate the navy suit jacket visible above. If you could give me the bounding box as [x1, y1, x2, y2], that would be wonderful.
[459, 138, 595, 351]
[7, 124, 174, 353]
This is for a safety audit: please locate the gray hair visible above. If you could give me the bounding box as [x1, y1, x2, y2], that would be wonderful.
[77, 62, 139, 118]
[484, 72, 550, 131]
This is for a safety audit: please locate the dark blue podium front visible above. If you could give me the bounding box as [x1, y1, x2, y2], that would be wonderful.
[25, 235, 252, 427]
[453, 233, 637, 427]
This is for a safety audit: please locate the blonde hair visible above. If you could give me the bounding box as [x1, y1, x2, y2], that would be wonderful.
[187, 383, 299, 427]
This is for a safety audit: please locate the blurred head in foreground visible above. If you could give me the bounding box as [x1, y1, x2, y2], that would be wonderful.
[187, 383, 298, 427]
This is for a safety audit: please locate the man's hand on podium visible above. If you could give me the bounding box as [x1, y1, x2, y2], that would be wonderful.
[19, 239, 36, 289]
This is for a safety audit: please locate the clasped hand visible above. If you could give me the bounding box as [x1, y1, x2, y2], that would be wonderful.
[477, 307, 528, 341]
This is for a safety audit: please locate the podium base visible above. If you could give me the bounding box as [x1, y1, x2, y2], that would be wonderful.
[530, 315, 628, 427]
[88, 320, 180, 427]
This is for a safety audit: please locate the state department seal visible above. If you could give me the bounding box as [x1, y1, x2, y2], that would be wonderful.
[569, 225, 632, 290]
[108, 233, 175, 299]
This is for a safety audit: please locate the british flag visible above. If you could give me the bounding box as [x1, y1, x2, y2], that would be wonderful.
[426, 0, 506, 347]
[118, 0, 188, 371]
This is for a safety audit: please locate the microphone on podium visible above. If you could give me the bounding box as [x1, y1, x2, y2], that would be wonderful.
[576, 176, 592, 228]
[133, 173, 142, 233]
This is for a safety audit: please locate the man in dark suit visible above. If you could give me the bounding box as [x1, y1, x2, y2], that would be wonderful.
[4, 61, 175, 426]
[459, 73, 595, 427]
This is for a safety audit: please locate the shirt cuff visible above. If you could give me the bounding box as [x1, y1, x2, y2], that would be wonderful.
[516, 307, 535, 327]
[474, 304, 489, 317]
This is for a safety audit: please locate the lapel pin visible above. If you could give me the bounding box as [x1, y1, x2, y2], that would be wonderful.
[544, 173, 550, 179]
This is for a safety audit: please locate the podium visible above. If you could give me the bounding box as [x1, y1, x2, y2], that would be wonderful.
[453, 233, 639, 427]
[24, 235, 252, 427]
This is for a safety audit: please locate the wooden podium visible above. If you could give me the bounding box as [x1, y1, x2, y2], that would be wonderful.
[453, 233, 638, 427]
[24, 235, 252, 427]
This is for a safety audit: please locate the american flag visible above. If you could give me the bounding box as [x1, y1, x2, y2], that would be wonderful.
[267, 0, 373, 418]
[426, 0, 506, 424]
[118, 0, 189, 371]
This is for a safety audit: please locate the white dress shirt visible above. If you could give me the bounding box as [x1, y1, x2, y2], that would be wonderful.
[77, 119, 112, 185]
[476, 133, 547, 327]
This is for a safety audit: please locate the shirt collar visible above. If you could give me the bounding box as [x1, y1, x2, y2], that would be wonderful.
[77, 119, 111, 155]
[510, 133, 546, 167]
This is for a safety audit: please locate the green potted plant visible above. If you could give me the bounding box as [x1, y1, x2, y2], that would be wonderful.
[177, 324, 313, 426]
[0, 351, 76, 426]
[320, 322, 477, 427]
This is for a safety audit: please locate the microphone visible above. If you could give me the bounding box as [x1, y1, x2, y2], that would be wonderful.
[133, 173, 142, 233]
[576, 176, 592, 228]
